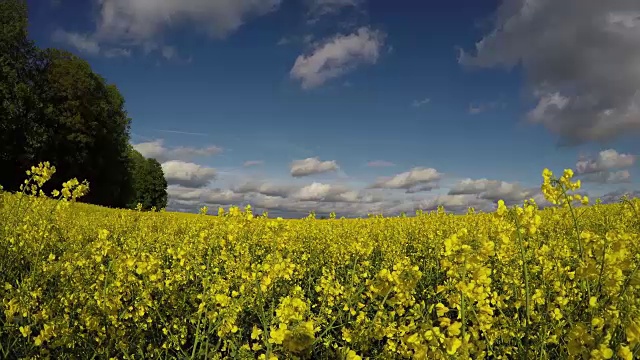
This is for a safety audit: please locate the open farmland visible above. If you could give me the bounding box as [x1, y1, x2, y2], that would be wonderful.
[3, 0, 640, 358]
[1, 164, 639, 359]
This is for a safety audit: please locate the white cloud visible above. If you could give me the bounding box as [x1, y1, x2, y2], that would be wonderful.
[202, 188, 246, 205]
[55, 0, 282, 58]
[166, 171, 553, 218]
[249, 196, 376, 217]
[479, 181, 534, 204]
[94, 0, 281, 42]
[405, 184, 439, 194]
[168, 185, 245, 206]
[459, 0, 640, 144]
[133, 139, 222, 162]
[575, 149, 636, 174]
[290, 157, 339, 177]
[52, 29, 133, 58]
[235, 181, 292, 197]
[52, 29, 101, 55]
[164, 158, 599, 218]
[448, 178, 535, 204]
[582, 170, 632, 184]
[449, 178, 500, 195]
[370, 167, 441, 192]
[167, 185, 204, 201]
[290, 182, 370, 203]
[169, 180, 386, 217]
[388, 194, 495, 214]
[412, 98, 431, 107]
[133, 140, 168, 160]
[162, 160, 217, 188]
[290, 27, 385, 89]
[290, 183, 338, 201]
[598, 189, 640, 204]
[366, 160, 395, 167]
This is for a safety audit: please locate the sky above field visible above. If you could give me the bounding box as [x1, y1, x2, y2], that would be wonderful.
[26, 0, 640, 217]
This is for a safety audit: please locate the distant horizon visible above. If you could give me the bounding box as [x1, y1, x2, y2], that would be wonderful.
[25, 0, 640, 218]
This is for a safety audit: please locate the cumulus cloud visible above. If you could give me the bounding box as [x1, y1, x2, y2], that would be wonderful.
[55, 0, 282, 57]
[370, 167, 441, 193]
[598, 189, 640, 204]
[449, 178, 535, 204]
[161, 160, 217, 187]
[459, 0, 640, 144]
[479, 182, 534, 204]
[290, 27, 385, 89]
[52, 30, 101, 55]
[234, 181, 293, 198]
[133, 139, 222, 163]
[52, 29, 132, 58]
[448, 178, 500, 195]
[202, 188, 246, 205]
[132, 140, 168, 160]
[235, 179, 380, 205]
[291, 182, 375, 203]
[292, 182, 344, 201]
[167, 174, 549, 218]
[366, 160, 395, 167]
[575, 149, 636, 174]
[405, 184, 439, 194]
[168, 185, 245, 208]
[387, 194, 495, 214]
[582, 170, 632, 184]
[169, 184, 386, 218]
[248, 195, 382, 218]
[290, 157, 339, 177]
[96, 0, 281, 42]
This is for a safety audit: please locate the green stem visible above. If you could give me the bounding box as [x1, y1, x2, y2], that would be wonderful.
[460, 257, 468, 342]
[558, 181, 593, 306]
[513, 215, 531, 357]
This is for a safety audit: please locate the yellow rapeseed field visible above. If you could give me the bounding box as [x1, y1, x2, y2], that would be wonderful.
[1, 163, 639, 359]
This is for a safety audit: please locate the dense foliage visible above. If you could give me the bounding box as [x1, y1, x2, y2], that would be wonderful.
[1, 163, 639, 359]
[0, 0, 167, 210]
[128, 147, 168, 211]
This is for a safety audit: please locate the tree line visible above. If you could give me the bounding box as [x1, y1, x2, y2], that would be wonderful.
[0, 0, 167, 210]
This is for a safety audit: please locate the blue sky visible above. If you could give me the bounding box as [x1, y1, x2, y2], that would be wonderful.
[26, 0, 640, 217]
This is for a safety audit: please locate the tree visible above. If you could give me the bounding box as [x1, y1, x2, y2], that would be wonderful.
[35, 48, 134, 207]
[0, 0, 49, 190]
[128, 148, 168, 210]
[0, 1, 163, 210]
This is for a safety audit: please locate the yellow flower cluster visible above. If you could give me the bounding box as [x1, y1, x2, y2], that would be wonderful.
[0, 163, 639, 359]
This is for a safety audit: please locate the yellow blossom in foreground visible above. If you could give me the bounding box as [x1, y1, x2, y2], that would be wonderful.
[0, 163, 638, 359]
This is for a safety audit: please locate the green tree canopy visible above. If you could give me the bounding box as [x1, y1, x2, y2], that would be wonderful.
[0, 0, 151, 209]
[37, 48, 133, 207]
[128, 147, 168, 210]
[0, 0, 49, 189]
